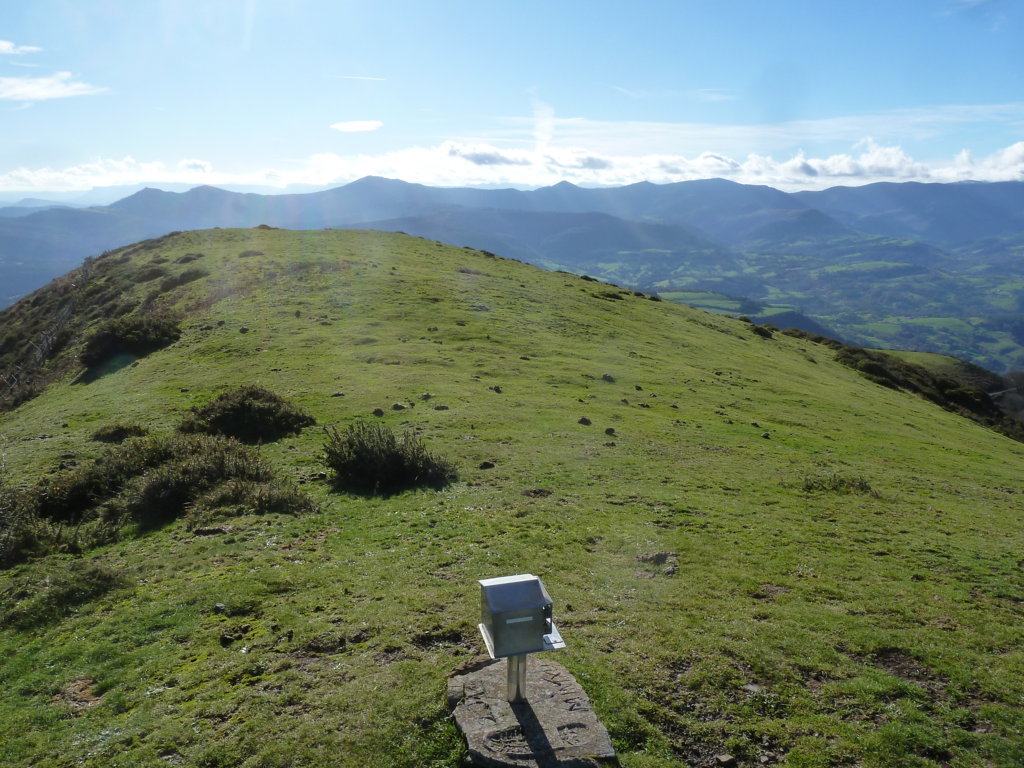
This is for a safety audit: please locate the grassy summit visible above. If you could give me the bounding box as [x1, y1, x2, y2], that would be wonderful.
[1, 228, 1022, 767]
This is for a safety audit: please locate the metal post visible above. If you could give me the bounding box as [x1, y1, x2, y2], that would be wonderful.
[507, 654, 528, 703]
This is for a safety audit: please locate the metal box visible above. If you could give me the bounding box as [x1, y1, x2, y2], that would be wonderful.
[478, 573, 565, 658]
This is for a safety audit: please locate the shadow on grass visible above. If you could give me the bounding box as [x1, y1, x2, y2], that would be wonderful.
[74, 352, 138, 383]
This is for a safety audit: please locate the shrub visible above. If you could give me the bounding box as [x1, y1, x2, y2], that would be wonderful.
[114, 435, 275, 529]
[801, 473, 876, 495]
[0, 559, 128, 629]
[158, 268, 208, 293]
[178, 386, 316, 444]
[323, 421, 457, 495]
[0, 481, 44, 568]
[135, 266, 168, 282]
[91, 422, 149, 443]
[80, 314, 181, 367]
[187, 479, 315, 528]
[5, 433, 315, 563]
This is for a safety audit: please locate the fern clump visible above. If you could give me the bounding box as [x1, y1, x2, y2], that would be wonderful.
[323, 421, 457, 495]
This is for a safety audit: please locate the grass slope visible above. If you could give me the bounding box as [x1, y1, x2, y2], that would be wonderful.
[1, 228, 1023, 768]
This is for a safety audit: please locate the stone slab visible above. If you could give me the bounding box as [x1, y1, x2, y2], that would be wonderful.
[447, 656, 619, 768]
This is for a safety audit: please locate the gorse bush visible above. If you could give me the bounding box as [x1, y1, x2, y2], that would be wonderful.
[178, 386, 316, 444]
[80, 313, 181, 367]
[323, 421, 457, 495]
[1, 433, 315, 566]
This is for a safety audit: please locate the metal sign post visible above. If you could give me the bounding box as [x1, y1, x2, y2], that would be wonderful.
[506, 653, 528, 703]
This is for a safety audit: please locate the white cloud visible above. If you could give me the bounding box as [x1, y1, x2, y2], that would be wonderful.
[0, 71, 106, 101]
[331, 120, 383, 132]
[0, 40, 41, 55]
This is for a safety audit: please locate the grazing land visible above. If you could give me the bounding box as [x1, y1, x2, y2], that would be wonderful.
[1, 228, 1022, 768]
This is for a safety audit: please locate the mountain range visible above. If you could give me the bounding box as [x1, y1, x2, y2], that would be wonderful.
[3, 176, 1024, 371]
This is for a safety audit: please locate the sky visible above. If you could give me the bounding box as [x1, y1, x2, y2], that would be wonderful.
[1, 0, 1023, 196]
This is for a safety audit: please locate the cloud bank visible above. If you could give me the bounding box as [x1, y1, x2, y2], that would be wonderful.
[3, 138, 1023, 194]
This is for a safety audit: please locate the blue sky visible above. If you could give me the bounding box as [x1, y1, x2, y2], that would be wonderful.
[1, 0, 1023, 194]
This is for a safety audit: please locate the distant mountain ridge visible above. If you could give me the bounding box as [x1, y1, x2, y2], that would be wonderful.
[3, 176, 1024, 370]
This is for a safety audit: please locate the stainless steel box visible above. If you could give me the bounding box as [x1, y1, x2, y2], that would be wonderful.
[478, 573, 565, 658]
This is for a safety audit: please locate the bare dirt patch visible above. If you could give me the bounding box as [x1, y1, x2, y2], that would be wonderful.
[52, 677, 101, 713]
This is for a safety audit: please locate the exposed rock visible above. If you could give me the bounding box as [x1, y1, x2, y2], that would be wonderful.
[448, 656, 619, 767]
[392, 402, 407, 411]
[577, 417, 591, 426]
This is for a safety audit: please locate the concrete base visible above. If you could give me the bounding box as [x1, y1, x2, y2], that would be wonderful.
[447, 656, 619, 768]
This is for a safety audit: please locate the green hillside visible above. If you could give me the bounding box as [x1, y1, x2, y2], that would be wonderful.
[1, 229, 1023, 768]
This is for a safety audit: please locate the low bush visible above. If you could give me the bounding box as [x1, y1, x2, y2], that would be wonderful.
[801, 473, 876, 495]
[91, 422, 149, 443]
[80, 314, 181, 367]
[3, 433, 316, 564]
[323, 421, 457, 495]
[158, 268, 208, 293]
[1, 481, 43, 567]
[135, 266, 168, 283]
[178, 386, 316, 444]
[0, 559, 128, 629]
